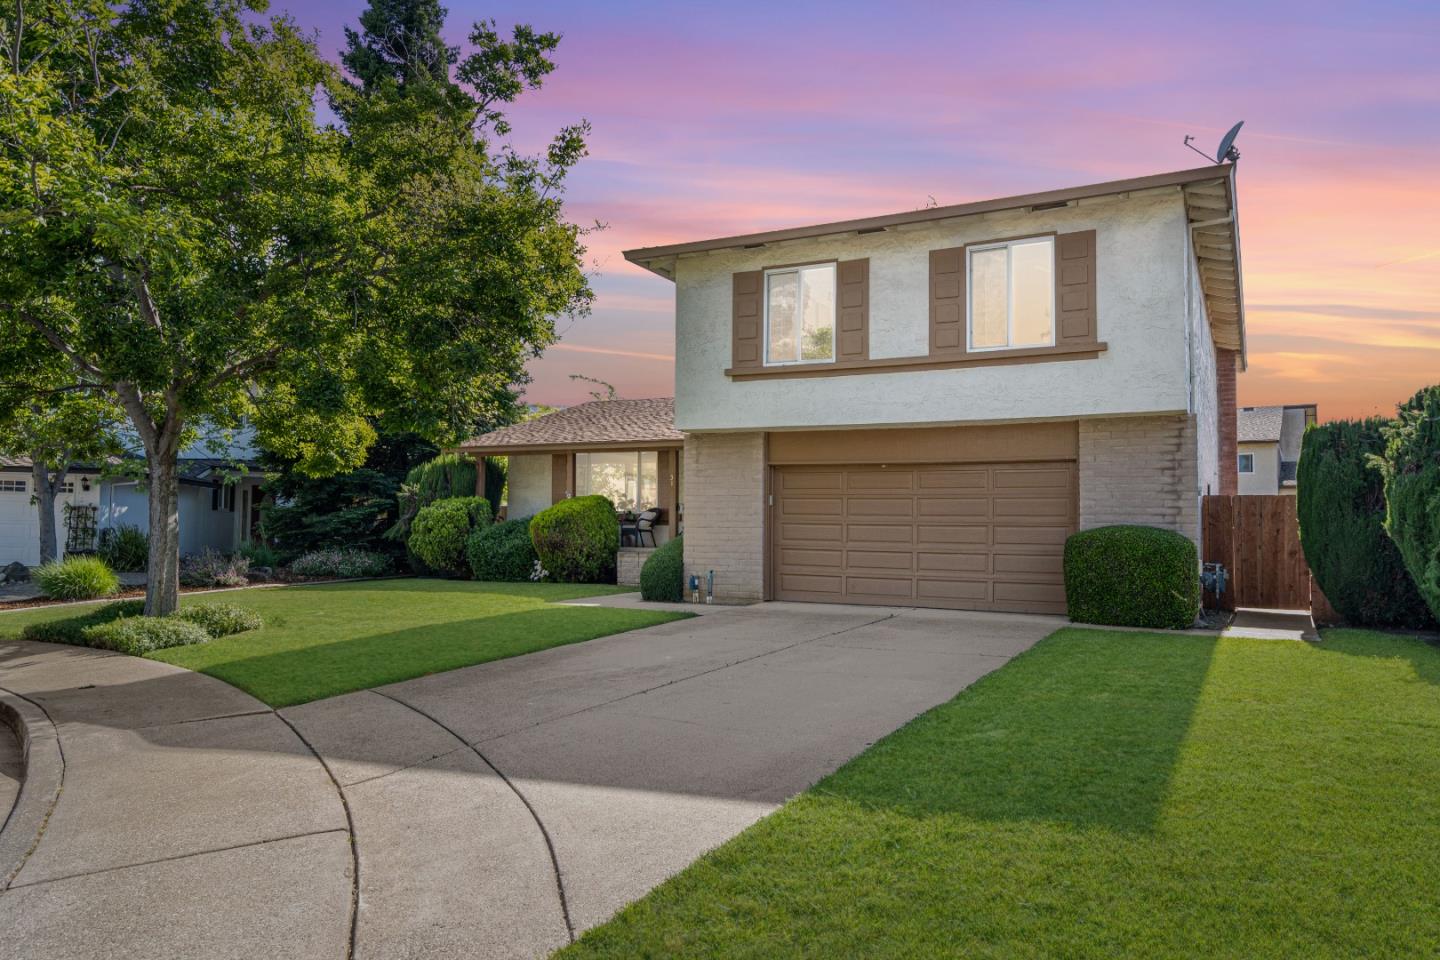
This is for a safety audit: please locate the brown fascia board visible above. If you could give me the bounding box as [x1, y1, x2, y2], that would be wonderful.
[452, 439, 685, 457]
[623, 165, 1234, 275]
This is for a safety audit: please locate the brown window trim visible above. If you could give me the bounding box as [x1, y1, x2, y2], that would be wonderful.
[725, 340, 1106, 380]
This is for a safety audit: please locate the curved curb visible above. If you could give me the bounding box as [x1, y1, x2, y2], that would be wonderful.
[0, 687, 64, 889]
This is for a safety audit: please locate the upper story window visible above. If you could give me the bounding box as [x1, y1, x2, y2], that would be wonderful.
[1238, 453, 1255, 473]
[765, 263, 836, 365]
[967, 237, 1055, 351]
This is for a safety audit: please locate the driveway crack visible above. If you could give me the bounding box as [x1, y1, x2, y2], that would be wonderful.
[369, 690, 577, 944]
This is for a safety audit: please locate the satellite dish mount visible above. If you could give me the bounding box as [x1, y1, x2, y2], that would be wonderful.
[1183, 120, 1244, 164]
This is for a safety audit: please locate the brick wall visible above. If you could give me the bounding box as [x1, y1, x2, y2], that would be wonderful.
[681, 431, 766, 601]
[616, 547, 652, 587]
[1216, 347, 1239, 496]
[1079, 415, 1202, 545]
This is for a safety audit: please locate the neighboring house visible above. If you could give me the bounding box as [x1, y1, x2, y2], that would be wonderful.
[466, 165, 1247, 615]
[1236, 404, 1316, 495]
[457, 398, 683, 545]
[0, 456, 265, 567]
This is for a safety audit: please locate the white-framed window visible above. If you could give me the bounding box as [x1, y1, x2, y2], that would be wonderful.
[575, 451, 659, 512]
[764, 262, 836, 365]
[967, 236, 1055, 351]
[0, 479, 25, 493]
[60, 482, 74, 493]
[1237, 453, 1255, 474]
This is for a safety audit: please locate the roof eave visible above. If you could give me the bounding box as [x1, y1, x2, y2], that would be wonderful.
[622, 164, 1235, 279]
[452, 438, 685, 457]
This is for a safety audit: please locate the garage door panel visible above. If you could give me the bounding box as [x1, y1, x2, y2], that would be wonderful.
[845, 576, 914, 599]
[847, 550, 914, 572]
[916, 551, 989, 574]
[781, 522, 843, 543]
[773, 460, 1076, 614]
[780, 547, 843, 569]
[917, 469, 988, 491]
[845, 471, 914, 492]
[916, 579, 990, 602]
[846, 497, 914, 518]
[918, 497, 991, 519]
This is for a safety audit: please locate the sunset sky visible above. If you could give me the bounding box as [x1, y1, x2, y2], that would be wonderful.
[293, 1, 1439, 421]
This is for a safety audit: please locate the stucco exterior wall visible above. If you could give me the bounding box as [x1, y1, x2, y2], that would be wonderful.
[673, 191, 1193, 432]
[1078, 415, 1202, 545]
[101, 478, 260, 557]
[1237, 442, 1280, 495]
[504, 454, 553, 521]
[680, 431, 765, 602]
[1185, 228, 1221, 498]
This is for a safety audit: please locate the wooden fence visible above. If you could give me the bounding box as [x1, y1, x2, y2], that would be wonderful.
[1202, 494, 1330, 613]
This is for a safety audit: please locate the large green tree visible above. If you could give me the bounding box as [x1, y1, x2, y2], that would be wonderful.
[0, 0, 592, 613]
[1379, 386, 1440, 622]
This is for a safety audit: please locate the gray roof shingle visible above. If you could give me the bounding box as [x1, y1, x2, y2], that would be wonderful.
[1237, 406, 1284, 444]
[459, 398, 681, 451]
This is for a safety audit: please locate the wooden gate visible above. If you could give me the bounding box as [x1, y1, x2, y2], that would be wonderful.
[1202, 495, 1315, 611]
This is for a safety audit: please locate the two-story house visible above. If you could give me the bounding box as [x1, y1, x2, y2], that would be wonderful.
[462, 165, 1245, 615]
[1237, 404, 1316, 495]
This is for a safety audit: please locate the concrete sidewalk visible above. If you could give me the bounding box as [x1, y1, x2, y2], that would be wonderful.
[0, 642, 352, 960]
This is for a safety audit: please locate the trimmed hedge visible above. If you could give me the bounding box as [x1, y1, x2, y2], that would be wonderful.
[33, 556, 120, 600]
[639, 535, 684, 602]
[466, 517, 538, 581]
[1063, 525, 1200, 629]
[530, 495, 618, 584]
[20, 599, 144, 645]
[409, 497, 492, 575]
[175, 602, 264, 637]
[83, 616, 212, 655]
[1379, 385, 1440, 622]
[1298, 418, 1435, 628]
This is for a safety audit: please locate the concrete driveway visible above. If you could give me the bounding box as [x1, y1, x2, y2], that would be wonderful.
[0, 600, 1058, 959]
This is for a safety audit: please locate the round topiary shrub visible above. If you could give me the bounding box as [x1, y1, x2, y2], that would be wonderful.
[81, 616, 212, 655]
[1298, 418, 1435, 628]
[466, 517, 538, 582]
[529, 495, 619, 584]
[409, 497, 493, 576]
[1378, 385, 1440, 623]
[1063, 525, 1200, 629]
[639, 534, 684, 602]
[33, 555, 120, 601]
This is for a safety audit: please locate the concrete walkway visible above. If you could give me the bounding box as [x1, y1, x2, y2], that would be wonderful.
[0, 602, 1058, 959]
[1223, 607, 1319, 642]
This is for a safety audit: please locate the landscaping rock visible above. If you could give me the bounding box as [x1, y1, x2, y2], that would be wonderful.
[0, 561, 29, 584]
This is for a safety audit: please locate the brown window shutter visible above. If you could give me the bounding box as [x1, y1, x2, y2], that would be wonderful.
[1055, 230, 1096, 344]
[836, 258, 869, 361]
[732, 270, 764, 368]
[929, 246, 966, 356]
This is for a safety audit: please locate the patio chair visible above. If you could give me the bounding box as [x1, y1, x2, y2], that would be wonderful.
[621, 509, 660, 548]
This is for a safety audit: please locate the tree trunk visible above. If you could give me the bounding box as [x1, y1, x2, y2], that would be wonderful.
[144, 452, 182, 616]
[32, 461, 59, 565]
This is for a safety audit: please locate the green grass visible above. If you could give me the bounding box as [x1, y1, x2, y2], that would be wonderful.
[560, 627, 1440, 960]
[0, 579, 688, 707]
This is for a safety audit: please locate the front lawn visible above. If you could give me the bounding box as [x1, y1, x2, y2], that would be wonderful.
[0, 579, 689, 707]
[561, 627, 1440, 959]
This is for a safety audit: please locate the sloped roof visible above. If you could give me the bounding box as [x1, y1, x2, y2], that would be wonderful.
[1237, 406, 1284, 444]
[458, 398, 682, 452]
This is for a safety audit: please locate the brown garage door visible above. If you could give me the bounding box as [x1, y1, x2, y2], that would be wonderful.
[772, 461, 1076, 614]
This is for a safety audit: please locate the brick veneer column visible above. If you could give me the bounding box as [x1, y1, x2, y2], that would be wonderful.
[1079, 414, 1201, 546]
[681, 431, 766, 602]
[1216, 347, 1239, 496]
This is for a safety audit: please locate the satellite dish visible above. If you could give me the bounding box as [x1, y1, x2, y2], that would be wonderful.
[1215, 121, 1244, 163]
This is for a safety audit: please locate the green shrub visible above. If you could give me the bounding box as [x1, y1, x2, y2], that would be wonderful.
[385, 453, 502, 541]
[466, 517, 538, 581]
[179, 548, 249, 587]
[97, 525, 149, 572]
[236, 539, 280, 568]
[530, 495, 618, 584]
[33, 555, 120, 600]
[1379, 385, 1440, 622]
[1063, 525, 1200, 629]
[639, 535, 684, 602]
[289, 547, 392, 579]
[175, 602, 263, 637]
[1298, 419, 1435, 628]
[409, 497, 493, 575]
[82, 616, 211, 655]
[20, 599, 144, 645]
